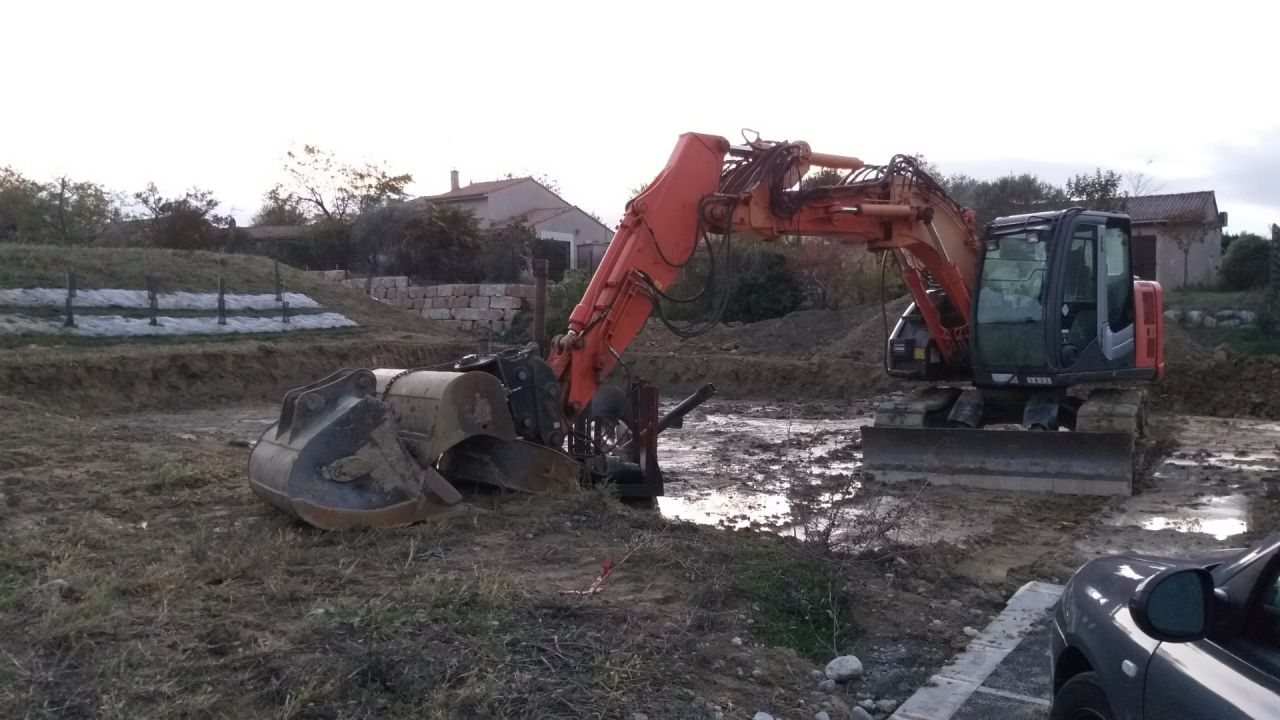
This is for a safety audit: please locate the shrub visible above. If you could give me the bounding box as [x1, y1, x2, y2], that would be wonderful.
[723, 245, 804, 323]
[499, 269, 591, 343]
[1219, 234, 1272, 290]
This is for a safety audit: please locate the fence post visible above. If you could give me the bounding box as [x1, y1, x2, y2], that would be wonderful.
[217, 276, 227, 325]
[282, 300, 291, 324]
[146, 276, 160, 326]
[533, 259, 549, 357]
[63, 270, 76, 328]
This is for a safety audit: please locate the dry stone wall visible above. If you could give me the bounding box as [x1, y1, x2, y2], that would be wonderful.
[310, 272, 533, 332]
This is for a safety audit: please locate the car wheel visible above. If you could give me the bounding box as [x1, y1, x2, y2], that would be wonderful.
[1050, 671, 1114, 720]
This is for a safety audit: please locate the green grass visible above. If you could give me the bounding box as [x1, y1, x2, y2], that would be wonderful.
[1164, 288, 1264, 312]
[726, 539, 858, 661]
[0, 244, 293, 292]
[1183, 326, 1280, 355]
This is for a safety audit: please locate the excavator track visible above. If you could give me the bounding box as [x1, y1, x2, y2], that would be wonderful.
[861, 387, 1145, 496]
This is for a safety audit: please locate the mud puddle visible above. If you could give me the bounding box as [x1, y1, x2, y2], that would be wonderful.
[116, 400, 1276, 558]
[1090, 416, 1278, 550]
[656, 401, 871, 529]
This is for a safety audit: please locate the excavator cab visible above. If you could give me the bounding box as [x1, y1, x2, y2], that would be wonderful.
[869, 208, 1164, 494]
[971, 208, 1154, 387]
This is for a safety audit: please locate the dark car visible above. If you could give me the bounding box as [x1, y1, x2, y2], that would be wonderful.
[1049, 532, 1280, 718]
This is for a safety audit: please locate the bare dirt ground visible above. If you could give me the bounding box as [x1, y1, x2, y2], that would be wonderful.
[2, 392, 1274, 719]
[2, 291, 1278, 719]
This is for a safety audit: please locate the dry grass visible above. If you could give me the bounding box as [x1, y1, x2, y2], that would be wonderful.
[0, 403, 893, 719]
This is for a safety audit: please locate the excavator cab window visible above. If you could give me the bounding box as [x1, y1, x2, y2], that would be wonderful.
[974, 229, 1050, 368]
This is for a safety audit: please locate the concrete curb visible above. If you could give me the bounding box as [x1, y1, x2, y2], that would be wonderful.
[890, 580, 1064, 720]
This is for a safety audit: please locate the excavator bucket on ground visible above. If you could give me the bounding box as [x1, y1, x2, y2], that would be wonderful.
[248, 366, 579, 530]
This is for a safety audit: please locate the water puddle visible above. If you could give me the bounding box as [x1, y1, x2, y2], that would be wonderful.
[656, 406, 870, 529]
[1101, 416, 1277, 541]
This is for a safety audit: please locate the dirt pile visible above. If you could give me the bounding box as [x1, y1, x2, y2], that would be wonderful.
[0, 337, 474, 412]
[627, 299, 914, 400]
[632, 299, 1280, 420]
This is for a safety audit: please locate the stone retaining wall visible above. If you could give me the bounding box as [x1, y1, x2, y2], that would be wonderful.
[320, 273, 532, 332]
[1164, 308, 1257, 329]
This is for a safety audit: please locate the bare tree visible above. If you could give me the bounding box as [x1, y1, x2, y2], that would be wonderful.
[1163, 209, 1215, 287]
[1124, 169, 1165, 198]
[271, 145, 412, 223]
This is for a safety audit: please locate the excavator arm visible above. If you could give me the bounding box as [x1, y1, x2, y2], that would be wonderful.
[249, 132, 996, 529]
[549, 132, 980, 423]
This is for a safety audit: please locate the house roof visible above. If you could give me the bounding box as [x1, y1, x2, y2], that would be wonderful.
[423, 177, 531, 202]
[419, 175, 615, 236]
[510, 207, 574, 226]
[243, 224, 307, 241]
[1124, 191, 1217, 224]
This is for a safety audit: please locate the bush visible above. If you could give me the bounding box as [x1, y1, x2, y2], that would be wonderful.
[723, 246, 804, 323]
[499, 269, 591, 343]
[1220, 235, 1272, 290]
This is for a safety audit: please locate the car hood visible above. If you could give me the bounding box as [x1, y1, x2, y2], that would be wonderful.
[1070, 547, 1240, 600]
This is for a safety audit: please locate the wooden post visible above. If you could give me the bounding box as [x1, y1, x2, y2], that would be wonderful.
[63, 270, 76, 328]
[217, 276, 227, 325]
[146, 276, 159, 326]
[282, 300, 290, 324]
[533, 258, 549, 357]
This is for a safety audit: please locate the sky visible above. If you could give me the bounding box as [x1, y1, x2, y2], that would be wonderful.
[2, 1, 1277, 235]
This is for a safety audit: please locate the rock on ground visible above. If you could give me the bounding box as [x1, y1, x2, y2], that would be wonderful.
[851, 708, 875, 720]
[825, 654, 864, 681]
[752, 712, 775, 720]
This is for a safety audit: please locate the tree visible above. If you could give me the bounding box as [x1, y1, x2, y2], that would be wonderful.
[392, 203, 485, 282]
[800, 168, 844, 190]
[1219, 231, 1271, 290]
[1066, 168, 1125, 210]
[253, 186, 308, 226]
[1124, 164, 1165, 198]
[1164, 209, 1216, 287]
[944, 173, 1069, 228]
[270, 145, 412, 223]
[133, 182, 234, 250]
[0, 167, 120, 245]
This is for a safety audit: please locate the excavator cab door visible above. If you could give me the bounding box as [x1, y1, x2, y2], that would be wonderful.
[1053, 214, 1135, 374]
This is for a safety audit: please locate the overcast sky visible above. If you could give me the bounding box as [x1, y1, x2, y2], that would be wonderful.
[3, 1, 1277, 235]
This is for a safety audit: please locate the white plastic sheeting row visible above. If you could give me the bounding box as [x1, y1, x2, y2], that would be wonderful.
[0, 312, 357, 337]
[0, 288, 321, 310]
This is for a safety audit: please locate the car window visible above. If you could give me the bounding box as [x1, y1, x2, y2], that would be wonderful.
[1252, 564, 1280, 649]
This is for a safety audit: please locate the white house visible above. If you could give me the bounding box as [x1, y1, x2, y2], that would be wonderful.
[1124, 191, 1225, 289]
[419, 173, 613, 271]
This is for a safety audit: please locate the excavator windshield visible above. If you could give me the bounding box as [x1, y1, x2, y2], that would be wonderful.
[974, 230, 1050, 367]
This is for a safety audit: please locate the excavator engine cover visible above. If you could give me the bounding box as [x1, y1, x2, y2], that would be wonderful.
[249, 367, 578, 530]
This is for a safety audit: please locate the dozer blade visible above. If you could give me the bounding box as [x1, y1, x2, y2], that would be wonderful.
[249, 367, 579, 530]
[861, 426, 1135, 495]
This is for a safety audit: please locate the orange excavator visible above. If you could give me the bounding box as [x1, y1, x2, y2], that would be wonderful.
[249, 132, 1165, 529]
